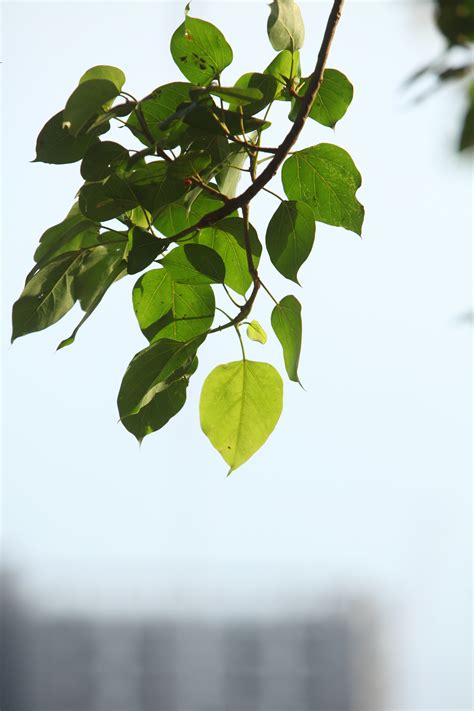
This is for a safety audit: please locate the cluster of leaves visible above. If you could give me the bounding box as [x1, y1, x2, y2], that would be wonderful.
[12, 0, 363, 474]
[407, 0, 474, 151]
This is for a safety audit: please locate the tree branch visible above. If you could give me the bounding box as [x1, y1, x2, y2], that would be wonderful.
[164, 0, 345, 245]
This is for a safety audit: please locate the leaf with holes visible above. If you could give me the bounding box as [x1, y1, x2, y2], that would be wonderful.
[170, 13, 233, 85]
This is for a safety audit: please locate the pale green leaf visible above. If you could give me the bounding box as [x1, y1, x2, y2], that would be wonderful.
[246, 320, 267, 344]
[267, 0, 305, 52]
[200, 360, 283, 473]
[63, 79, 120, 137]
[290, 69, 353, 128]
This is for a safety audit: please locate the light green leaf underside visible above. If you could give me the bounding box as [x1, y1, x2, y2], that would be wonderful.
[170, 14, 233, 85]
[200, 360, 283, 473]
[267, 0, 305, 52]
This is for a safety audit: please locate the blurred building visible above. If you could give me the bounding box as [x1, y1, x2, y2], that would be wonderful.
[1, 577, 382, 711]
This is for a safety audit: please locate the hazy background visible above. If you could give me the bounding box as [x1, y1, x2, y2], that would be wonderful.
[1, 1, 472, 709]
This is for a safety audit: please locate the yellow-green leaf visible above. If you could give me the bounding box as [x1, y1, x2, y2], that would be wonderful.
[200, 360, 283, 473]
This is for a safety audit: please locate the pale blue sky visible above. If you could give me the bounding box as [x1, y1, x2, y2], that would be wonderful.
[2, 1, 472, 708]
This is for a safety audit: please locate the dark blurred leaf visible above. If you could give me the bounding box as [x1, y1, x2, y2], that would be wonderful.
[80, 141, 129, 181]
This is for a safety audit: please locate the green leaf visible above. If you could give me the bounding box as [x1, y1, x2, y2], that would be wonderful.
[200, 360, 283, 473]
[12, 252, 85, 341]
[79, 174, 139, 221]
[121, 378, 189, 443]
[267, 0, 305, 52]
[170, 13, 233, 85]
[290, 69, 353, 128]
[63, 79, 121, 137]
[208, 85, 264, 106]
[194, 217, 262, 296]
[80, 141, 129, 181]
[127, 227, 164, 275]
[32, 203, 99, 266]
[184, 104, 270, 136]
[161, 244, 225, 284]
[34, 111, 100, 164]
[154, 191, 224, 237]
[127, 83, 197, 149]
[264, 50, 301, 99]
[265, 200, 315, 283]
[79, 65, 126, 92]
[74, 241, 127, 311]
[282, 143, 364, 235]
[133, 269, 215, 343]
[167, 150, 211, 179]
[230, 73, 278, 115]
[57, 248, 126, 349]
[126, 161, 186, 215]
[246, 321, 267, 344]
[117, 337, 204, 417]
[271, 295, 302, 383]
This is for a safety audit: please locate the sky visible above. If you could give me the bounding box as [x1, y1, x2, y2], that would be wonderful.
[1, 1, 472, 708]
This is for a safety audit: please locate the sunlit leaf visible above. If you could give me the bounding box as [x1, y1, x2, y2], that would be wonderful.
[63, 79, 120, 137]
[282, 143, 364, 235]
[161, 244, 225, 284]
[290, 69, 353, 128]
[133, 269, 215, 343]
[200, 360, 283, 473]
[246, 320, 267, 344]
[264, 50, 301, 99]
[194, 217, 262, 295]
[79, 65, 126, 92]
[170, 13, 233, 85]
[230, 73, 278, 115]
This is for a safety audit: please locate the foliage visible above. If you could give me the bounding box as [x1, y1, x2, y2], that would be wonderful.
[12, 0, 363, 474]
